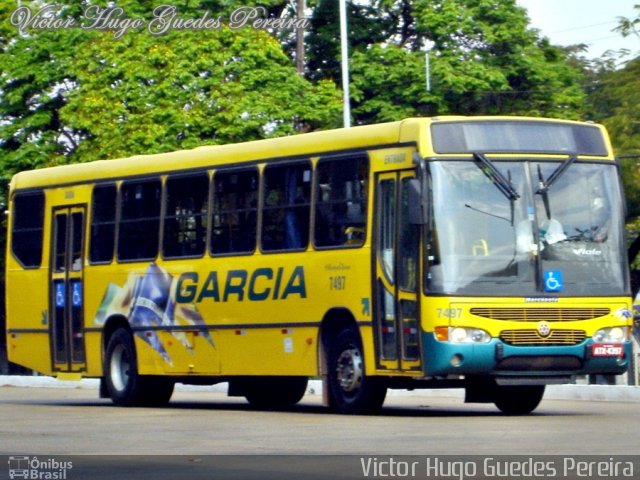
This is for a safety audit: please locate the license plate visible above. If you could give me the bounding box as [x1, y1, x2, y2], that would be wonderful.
[592, 344, 624, 357]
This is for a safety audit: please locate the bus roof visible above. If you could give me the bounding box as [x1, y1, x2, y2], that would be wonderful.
[11, 119, 416, 191]
[9, 116, 612, 191]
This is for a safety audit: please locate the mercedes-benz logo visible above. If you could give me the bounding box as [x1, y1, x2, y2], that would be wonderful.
[537, 322, 551, 337]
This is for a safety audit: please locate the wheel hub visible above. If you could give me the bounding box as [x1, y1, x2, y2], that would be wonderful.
[336, 348, 363, 393]
[110, 344, 130, 392]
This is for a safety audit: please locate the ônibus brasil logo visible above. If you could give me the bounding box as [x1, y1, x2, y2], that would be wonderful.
[8, 456, 73, 479]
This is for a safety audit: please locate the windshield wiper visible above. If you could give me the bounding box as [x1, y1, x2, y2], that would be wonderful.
[536, 154, 577, 195]
[472, 152, 520, 201]
[464, 203, 512, 223]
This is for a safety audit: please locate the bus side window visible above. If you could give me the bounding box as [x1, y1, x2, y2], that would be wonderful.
[163, 173, 209, 259]
[211, 168, 258, 255]
[261, 162, 311, 252]
[314, 156, 368, 248]
[118, 179, 162, 261]
[11, 191, 45, 268]
[89, 184, 117, 264]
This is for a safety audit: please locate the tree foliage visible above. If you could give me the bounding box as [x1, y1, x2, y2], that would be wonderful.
[593, 57, 640, 222]
[62, 27, 341, 162]
[581, 6, 640, 229]
[0, 0, 342, 175]
[305, 0, 587, 124]
[590, 4, 640, 270]
[614, 3, 640, 41]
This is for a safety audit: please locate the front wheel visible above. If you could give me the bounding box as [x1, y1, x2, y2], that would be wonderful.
[494, 385, 545, 415]
[326, 328, 387, 414]
[104, 328, 174, 406]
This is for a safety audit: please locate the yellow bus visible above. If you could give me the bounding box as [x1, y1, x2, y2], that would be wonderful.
[5, 117, 634, 414]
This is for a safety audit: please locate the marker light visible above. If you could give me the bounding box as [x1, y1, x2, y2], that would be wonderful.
[434, 327, 491, 344]
[435, 326, 449, 341]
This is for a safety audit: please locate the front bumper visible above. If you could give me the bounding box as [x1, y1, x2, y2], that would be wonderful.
[422, 333, 631, 378]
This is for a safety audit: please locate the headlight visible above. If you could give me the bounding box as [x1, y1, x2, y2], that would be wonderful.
[436, 327, 491, 344]
[593, 327, 629, 343]
[451, 327, 468, 343]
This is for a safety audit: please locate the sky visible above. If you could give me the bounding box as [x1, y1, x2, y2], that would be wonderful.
[516, 0, 639, 60]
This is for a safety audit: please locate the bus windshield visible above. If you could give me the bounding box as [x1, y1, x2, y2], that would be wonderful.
[425, 160, 628, 296]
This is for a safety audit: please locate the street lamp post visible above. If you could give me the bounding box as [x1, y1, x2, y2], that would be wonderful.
[339, 0, 351, 128]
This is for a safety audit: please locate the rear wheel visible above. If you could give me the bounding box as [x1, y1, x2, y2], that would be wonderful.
[104, 328, 174, 406]
[494, 385, 545, 415]
[326, 328, 387, 414]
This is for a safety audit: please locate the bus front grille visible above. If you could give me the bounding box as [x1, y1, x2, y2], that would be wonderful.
[495, 356, 583, 371]
[500, 329, 586, 346]
[471, 307, 610, 322]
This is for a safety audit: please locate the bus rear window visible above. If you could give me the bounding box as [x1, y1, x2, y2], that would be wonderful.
[11, 191, 45, 268]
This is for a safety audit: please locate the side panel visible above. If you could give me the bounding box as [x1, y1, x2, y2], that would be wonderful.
[8, 146, 419, 380]
[87, 247, 373, 377]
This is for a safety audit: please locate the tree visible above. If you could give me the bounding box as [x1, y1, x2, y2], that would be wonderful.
[305, 0, 391, 83]
[589, 57, 640, 154]
[0, 0, 342, 174]
[614, 3, 640, 41]
[305, 0, 587, 124]
[585, 5, 640, 281]
[61, 26, 342, 163]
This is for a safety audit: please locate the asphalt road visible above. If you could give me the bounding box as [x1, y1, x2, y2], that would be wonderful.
[1, 386, 638, 479]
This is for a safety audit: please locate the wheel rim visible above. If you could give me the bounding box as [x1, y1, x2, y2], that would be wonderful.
[336, 347, 363, 393]
[110, 344, 130, 393]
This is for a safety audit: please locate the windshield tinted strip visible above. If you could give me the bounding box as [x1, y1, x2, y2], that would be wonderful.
[431, 121, 608, 156]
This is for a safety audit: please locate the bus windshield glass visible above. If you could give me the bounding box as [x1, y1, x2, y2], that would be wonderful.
[425, 160, 628, 296]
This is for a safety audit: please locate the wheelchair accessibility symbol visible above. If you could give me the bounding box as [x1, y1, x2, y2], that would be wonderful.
[55, 283, 65, 308]
[72, 281, 82, 307]
[544, 270, 563, 292]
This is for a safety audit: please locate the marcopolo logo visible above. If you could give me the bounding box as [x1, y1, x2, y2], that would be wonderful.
[8, 456, 72, 480]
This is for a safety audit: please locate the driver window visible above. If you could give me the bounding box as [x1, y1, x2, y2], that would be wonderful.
[534, 163, 611, 244]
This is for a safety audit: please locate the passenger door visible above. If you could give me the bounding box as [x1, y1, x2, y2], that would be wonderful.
[374, 171, 422, 372]
[50, 206, 87, 373]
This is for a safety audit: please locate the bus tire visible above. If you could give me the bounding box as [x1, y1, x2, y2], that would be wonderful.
[244, 376, 308, 408]
[104, 328, 174, 407]
[327, 328, 387, 414]
[494, 385, 545, 415]
[104, 328, 144, 406]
